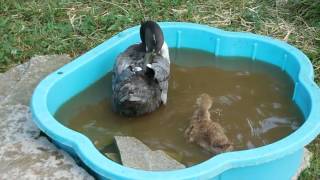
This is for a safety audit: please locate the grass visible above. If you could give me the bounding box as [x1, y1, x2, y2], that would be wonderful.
[0, 0, 319, 179]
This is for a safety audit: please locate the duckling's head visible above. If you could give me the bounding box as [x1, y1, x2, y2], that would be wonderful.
[140, 21, 164, 54]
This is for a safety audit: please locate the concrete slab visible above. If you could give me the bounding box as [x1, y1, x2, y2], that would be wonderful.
[0, 55, 93, 179]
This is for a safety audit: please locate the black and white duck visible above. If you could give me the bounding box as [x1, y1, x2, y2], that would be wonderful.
[112, 21, 170, 116]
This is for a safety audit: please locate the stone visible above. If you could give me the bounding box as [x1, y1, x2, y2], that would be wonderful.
[105, 153, 122, 164]
[114, 136, 185, 171]
[0, 55, 93, 179]
[292, 148, 312, 180]
[162, 150, 183, 163]
[147, 150, 186, 170]
[0, 55, 71, 106]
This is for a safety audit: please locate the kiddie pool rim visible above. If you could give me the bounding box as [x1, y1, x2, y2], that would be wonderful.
[31, 22, 320, 179]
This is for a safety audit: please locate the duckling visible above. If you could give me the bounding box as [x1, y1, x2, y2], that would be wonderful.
[185, 93, 233, 154]
[112, 21, 170, 116]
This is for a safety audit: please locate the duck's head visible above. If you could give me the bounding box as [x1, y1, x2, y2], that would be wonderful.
[140, 21, 164, 54]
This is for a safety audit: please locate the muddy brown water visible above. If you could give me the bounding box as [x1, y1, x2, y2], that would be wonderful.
[55, 48, 304, 167]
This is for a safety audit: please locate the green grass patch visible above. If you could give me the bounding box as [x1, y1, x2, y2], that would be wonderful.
[299, 137, 320, 180]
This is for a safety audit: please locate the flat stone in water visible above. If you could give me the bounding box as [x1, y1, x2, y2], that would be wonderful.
[105, 153, 122, 164]
[147, 150, 186, 170]
[115, 136, 185, 171]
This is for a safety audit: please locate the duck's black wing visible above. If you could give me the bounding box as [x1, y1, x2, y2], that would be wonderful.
[111, 43, 162, 116]
[113, 44, 145, 77]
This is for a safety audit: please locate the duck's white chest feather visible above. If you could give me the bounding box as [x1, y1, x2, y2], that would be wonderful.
[160, 41, 170, 63]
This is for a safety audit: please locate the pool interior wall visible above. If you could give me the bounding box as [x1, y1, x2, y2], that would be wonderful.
[31, 22, 320, 180]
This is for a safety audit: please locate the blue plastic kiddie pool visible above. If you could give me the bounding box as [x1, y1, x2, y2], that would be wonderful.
[31, 22, 320, 180]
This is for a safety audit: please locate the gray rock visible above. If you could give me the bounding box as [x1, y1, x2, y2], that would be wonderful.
[114, 136, 185, 171]
[146, 150, 186, 170]
[105, 153, 122, 164]
[0, 55, 93, 179]
[0, 55, 70, 106]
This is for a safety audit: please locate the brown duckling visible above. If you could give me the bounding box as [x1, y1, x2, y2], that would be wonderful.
[184, 93, 233, 155]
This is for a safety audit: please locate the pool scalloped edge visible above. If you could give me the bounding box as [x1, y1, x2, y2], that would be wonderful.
[31, 22, 320, 180]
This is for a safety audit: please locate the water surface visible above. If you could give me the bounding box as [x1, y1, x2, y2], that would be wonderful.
[55, 48, 303, 166]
